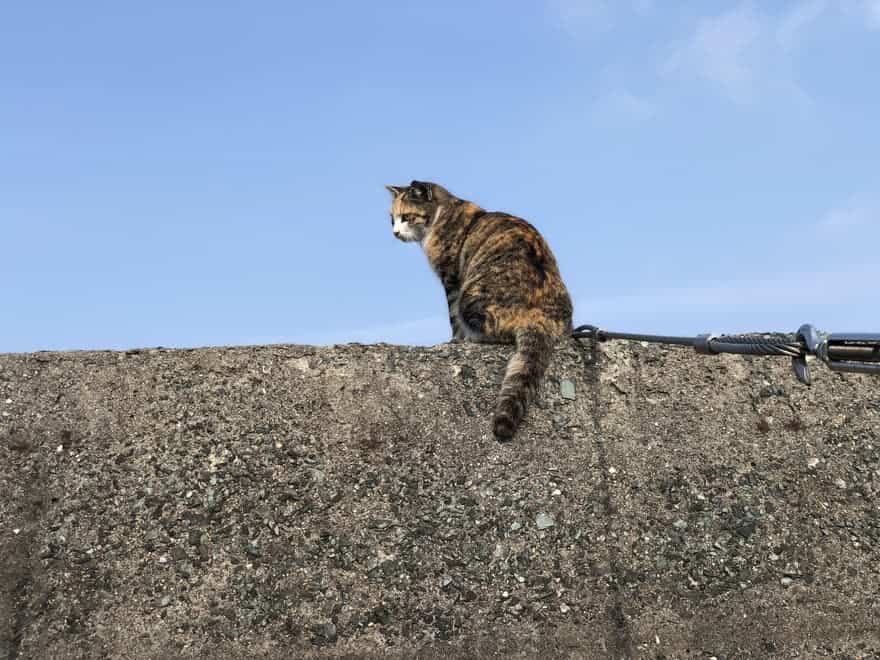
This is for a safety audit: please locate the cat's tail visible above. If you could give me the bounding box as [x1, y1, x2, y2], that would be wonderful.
[493, 328, 555, 441]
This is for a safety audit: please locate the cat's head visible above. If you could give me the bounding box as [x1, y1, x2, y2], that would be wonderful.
[385, 181, 449, 243]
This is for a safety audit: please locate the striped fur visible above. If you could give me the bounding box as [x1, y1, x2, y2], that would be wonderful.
[386, 181, 573, 440]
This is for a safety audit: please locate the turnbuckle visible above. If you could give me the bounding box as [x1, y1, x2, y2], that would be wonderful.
[794, 324, 880, 384]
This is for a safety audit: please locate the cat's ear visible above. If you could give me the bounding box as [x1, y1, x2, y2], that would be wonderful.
[408, 180, 434, 202]
[385, 185, 405, 198]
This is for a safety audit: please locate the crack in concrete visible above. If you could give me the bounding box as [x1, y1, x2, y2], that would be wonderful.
[1, 458, 48, 660]
[6, 548, 32, 660]
[575, 337, 635, 658]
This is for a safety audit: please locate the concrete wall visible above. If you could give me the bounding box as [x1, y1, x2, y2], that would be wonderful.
[1, 340, 878, 658]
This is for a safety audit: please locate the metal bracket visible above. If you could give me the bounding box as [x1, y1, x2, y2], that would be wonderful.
[572, 325, 601, 340]
[825, 333, 880, 376]
[694, 334, 717, 355]
[792, 325, 880, 382]
[792, 324, 822, 385]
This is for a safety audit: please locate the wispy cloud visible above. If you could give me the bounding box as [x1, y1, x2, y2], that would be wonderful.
[548, 0, 610, 33]
[583, 268, 871, 317]
[548, 0, 654, 33]
[631, 0, 655, 16]
[553, 1, 874, 105]
[819, 199, 879, 229]
[777, 0, 827, 50]
[864, 0, 880, 28]
[591, 89, 657, 123]
[664, 6, 763, 104]
[662, 2, 829, 105]
[663, 6, 781, 104]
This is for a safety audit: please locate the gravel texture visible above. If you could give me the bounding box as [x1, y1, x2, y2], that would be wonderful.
[1, 339, 878, 659]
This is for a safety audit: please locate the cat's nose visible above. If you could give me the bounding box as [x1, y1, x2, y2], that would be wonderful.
[393, 230, 401, 238]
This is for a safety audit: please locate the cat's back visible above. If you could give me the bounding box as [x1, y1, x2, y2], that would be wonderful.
[459, 208, 572, 325]
[463, 209, 567, 282]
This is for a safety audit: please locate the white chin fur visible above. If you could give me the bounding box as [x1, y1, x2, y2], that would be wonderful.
[393, 215, 422, 242]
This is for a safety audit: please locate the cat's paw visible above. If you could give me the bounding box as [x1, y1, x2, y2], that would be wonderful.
[493, 417, 516, 442]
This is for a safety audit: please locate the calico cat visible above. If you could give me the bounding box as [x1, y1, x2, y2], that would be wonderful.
[385, 180, 573, 441]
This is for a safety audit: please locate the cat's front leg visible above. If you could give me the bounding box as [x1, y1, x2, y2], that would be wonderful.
[445, 286, 465, 341]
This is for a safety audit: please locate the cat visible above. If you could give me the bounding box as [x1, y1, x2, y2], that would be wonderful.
[385, 180, 573, 441]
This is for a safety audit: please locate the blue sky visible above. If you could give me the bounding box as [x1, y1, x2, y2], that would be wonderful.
[2, 1, 879, 352]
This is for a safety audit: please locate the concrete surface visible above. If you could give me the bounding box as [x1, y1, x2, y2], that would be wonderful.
[1, 339, 878, 659]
